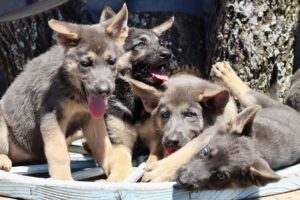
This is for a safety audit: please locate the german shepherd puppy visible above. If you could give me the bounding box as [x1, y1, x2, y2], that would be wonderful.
[0, 6, 129, 180]
[94, 7, 175, 181]
[144, 62, 300, 188]
[176, 61, 300, 189]
[130, 73, 237, 180]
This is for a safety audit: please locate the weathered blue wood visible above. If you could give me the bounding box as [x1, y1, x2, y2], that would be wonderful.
[11, 160, 97, 175]
[72, 167, 104, 181]
[1, 163, 300, 200]
[123, 162, 146, 183]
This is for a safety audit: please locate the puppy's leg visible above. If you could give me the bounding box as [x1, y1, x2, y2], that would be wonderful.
[0, 110, 12, 171]
[41, 113, 72, 180]
[142, 127, 214, 182]
[146, 140, 163, 166]
[82, 117, 111, 172]
[105, 144, 132, 182]
[213, 62, 282, 108]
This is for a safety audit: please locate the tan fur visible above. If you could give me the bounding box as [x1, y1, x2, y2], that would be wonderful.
[88, 51, 98, 62]
[40, 113, 72, 180]
[48, 19, 78, 40]
[152, 16, 175, 36]
[212, 61, 252, 105]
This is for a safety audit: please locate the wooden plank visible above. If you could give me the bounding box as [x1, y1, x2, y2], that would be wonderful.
[1, 163, 300, 200]
[11, 160, 97, 175]
[123, 163, 146, 183]
[72, 168, 104, 181]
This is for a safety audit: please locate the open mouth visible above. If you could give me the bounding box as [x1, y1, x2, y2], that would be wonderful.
[148, 63, 169, 81]
[164, 147, 179, 155]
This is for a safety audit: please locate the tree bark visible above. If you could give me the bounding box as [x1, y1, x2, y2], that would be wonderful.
[0, 0, 92, 96]
[128, 12, 206, 76]
[206, 0, 300, 100]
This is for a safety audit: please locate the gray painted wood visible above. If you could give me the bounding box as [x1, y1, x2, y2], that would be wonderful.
[1, 163, 300, 200]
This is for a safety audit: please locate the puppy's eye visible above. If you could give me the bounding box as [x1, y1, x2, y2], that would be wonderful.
[160, 111, 171, 119]
[215, 172, 226, 181]
[136, 42, 147, 49]
[200, 146, 210, 157]
[80, 58, 93, 67]
[107, 57, 116, 65]
[184, 111, 197, 117]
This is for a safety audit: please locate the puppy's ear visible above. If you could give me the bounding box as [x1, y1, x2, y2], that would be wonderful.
[129, 79, 162, 113]
[100, 6, 116, 23]
[152, 16, 174, 36]
[231, 105, 261, 135]
[249, 158, 281, 186]
[106, 3, 128, 40]
[48, 19, 80, 47]
[199, 90, 230, 114]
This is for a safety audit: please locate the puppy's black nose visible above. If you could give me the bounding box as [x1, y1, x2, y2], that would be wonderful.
[165, 134, 180, 147]
[95, 83, 111, 96]
[159, 50, 171, 60]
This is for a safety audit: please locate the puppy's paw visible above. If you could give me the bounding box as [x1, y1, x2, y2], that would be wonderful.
[212, 61, 237, 84]
[106, 167, 132, 182]
[142, 158, 177, 182]
[0, 154, 12, 171]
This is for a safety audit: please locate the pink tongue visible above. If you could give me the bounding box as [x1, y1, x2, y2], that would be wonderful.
[151, 72, 169, 81]
[88, 95, 106, 119]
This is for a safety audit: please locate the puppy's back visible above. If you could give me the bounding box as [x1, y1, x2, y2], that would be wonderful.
[1, 45, 64, 156]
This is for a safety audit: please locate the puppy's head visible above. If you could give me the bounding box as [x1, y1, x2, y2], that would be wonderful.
[130, 74, 230, 154]
[48, 4, 129, 119]
[176, 106, 281, 190]
[100, 8, 174, 86]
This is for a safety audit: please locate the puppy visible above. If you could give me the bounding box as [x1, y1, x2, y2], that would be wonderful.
[130, 72, 237, 179]
[175, 62, 300, 190]
[94, 7, 175, 181]
[0, 6, 128, 180]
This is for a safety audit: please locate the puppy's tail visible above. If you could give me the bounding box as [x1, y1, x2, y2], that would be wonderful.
[169, 64, 202, 78]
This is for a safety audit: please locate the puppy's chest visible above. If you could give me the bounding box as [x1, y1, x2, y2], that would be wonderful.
[57, 99, 88, 131]
[107, 76, 149, 123]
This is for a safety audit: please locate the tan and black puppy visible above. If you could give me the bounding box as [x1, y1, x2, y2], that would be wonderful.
[177, 62, 300, 190]
[86, 7, 175, 181]
[0, 6, 129, 180]
[130, 73, 237, 174]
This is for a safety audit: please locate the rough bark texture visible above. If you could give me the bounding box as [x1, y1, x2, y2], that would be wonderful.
[0, 0, 92, 96]
[128, 12, 206, 75]
[206, 0, 300, 100]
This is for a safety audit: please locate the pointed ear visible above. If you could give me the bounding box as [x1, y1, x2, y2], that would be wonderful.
[129, 79, 162, 113]
[152, 16, 175, 36]
[106, 3, 128, 39]
[249, 158, 281, 186]
[231, 105, 261, 135]
[100, 6, 116, 23]
[48, 19, 79, 47]
[199, 90, 230, 114]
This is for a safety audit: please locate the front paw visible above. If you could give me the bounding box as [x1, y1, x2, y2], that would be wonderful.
[0, 155, 12, 171]
[142, 158, 177, 182]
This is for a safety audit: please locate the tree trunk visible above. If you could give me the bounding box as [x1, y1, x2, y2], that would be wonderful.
[128, 12, 206, 76]
[206, 0, 300, 100]
[0, 0, 92, 96]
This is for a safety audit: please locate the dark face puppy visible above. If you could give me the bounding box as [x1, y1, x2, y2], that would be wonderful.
[124, 21, 173, 86]
[48, 5, 128, 119]
[130, 74, 230, 155]
[176, 106, 281, 190]
[100, 7, 174, 86]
